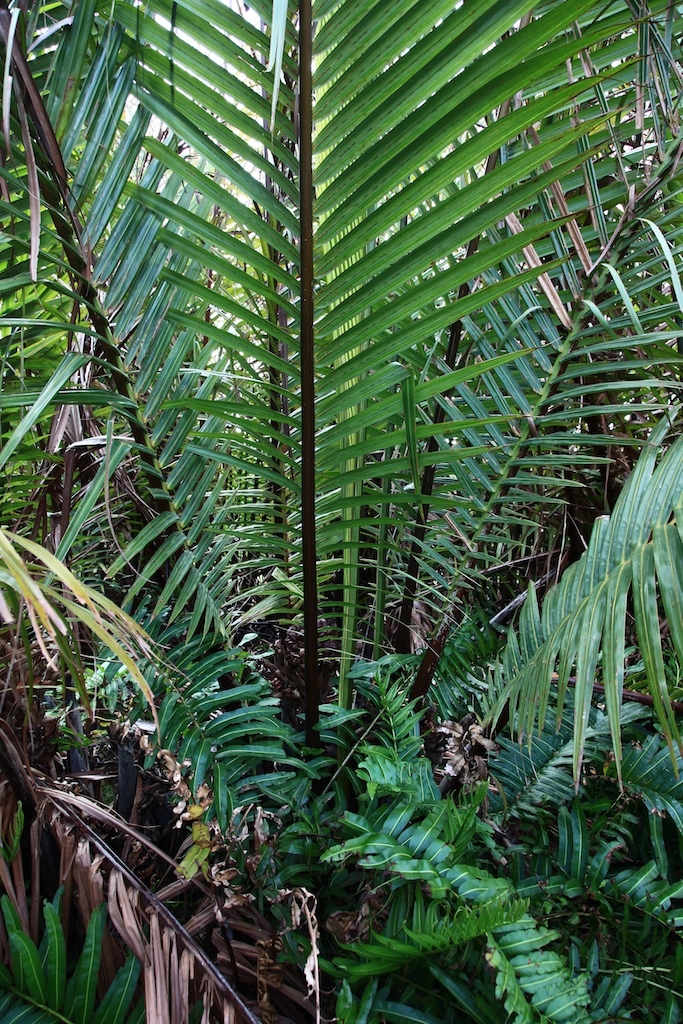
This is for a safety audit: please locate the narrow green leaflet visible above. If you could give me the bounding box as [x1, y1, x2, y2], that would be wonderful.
[63, 905, 105, 1024]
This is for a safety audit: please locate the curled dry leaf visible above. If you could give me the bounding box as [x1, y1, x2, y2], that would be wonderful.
[254, 806, 281, 847]
[325, 888, 386, 945]
[281, 888, 320, 1024]
[429, 713, 498, 794]
[158, 749, 192, 802]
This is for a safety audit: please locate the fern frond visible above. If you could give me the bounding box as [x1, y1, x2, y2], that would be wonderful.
[146, 635, 326, 826]
[619, 732, 683, 833]
[333, 895, 527, 978]
[487, 916, 591, 1024]
[488, 700, 647, 819]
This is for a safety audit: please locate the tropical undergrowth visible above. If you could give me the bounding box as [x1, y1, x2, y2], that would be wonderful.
[126, 432, 683, 1022]
[110, 642, 683, 1023]
[4, 376, 683, 1021]
[12, 643, 680, 1024]
[2, 433, 683, 1022]
[2, 536, 683, 1023]
[3, 0, 683, 1021]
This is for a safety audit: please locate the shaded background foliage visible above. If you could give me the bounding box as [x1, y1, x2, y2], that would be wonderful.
[1, 0, 683, 1021]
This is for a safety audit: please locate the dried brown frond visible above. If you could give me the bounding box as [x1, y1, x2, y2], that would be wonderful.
[44, 789, 263, 1024]
[426, 712, 498, 796]
[213, 903, 316, 1023]
[325, 887, 387, 946]
[0, 712, 265, 1024]
[287, 890, 320, 1024]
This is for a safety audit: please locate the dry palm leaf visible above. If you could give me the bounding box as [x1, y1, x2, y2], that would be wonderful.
[0, 714, 263, 1024]
[43, 789, 263, 1024]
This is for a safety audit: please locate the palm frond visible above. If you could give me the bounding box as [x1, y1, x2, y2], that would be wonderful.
[3, 0, 683, 729]
[0, 528, 158, 727]
[490, 413, 683, 781]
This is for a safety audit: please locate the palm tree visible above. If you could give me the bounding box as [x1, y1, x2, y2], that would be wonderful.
[3, 3, 683, 1021]
[2, 0, 683, 757]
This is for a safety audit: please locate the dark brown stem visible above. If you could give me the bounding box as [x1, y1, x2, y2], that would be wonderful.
[594, 682, 683, 716]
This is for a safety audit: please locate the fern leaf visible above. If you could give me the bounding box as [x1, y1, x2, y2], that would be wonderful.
[334, 897, 527, 977]
[620, 732, 683, 832]
[489, 700, 646, 818]
[488, 916, 591, 1023]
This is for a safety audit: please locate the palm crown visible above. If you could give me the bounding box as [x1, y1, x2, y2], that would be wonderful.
[1, 0, 683, 760]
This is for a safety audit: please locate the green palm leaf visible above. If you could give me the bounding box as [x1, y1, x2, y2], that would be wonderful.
[40, 902, 66, 1012]
[63, 906, 105, 1024]
[90, 957, 140, 1024]
[492, 416, 683, 781]
[2, 0, 683, 743]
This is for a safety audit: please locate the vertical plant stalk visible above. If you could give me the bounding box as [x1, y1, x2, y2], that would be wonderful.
[299, 0, 319, 745]
[338, 436, 362, 710]
[394, 239, 478, 655]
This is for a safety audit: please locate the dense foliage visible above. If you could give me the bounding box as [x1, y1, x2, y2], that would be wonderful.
[1, 0, 683, 1020]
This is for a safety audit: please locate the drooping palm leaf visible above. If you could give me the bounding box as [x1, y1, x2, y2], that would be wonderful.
[490, 413, 683, 782]
[0, 528, 159, 726]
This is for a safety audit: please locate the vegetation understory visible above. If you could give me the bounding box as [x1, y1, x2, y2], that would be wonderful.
[2, 0, 683, 1021]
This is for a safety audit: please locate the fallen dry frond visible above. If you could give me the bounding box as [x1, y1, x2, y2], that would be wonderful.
[0, 712, 265, 1024]
[287, 890, 320, 1024]
[43, 789, 264, 1024]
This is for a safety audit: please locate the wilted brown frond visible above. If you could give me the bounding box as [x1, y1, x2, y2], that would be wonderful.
[0, 708, 265, 1024]
[425, 713, 498, 796]
[212, 914, 317, 1024]
[0, 528, 160, 732]
[42, 788, 263, 1024]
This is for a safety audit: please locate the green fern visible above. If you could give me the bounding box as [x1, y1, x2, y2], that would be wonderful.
[334, 892, 528, 978]
[486, 916, 591, 1024]
[618, 731, 683, 833]
[349, 659, 439, 804]
[495, 773, 683, 1019]
[488, 699, 648, 819]
[432, 610, 502, 720]
[138, 632, 327, 827]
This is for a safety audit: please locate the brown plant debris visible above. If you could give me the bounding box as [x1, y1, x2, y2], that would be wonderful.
[426, 712, 498, 795]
